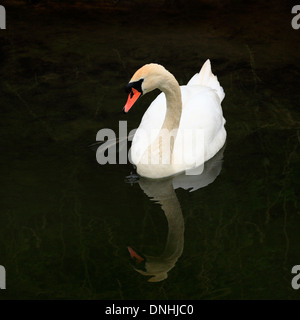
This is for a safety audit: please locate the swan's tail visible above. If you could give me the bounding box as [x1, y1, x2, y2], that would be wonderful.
[187, 59, 225, 102]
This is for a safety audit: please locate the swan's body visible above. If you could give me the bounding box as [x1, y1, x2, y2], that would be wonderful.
[123, 60, 226, 179]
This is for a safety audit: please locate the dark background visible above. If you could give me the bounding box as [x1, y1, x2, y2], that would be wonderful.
[0, 0, 299, 300]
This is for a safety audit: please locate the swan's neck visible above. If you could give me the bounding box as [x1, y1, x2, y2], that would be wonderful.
[159, 73, 182, 133]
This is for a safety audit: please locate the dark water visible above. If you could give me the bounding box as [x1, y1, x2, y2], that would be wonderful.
[0, 2, 300, 299]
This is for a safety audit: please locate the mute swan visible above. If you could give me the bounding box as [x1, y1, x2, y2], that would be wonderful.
[123, 60, 226, 179]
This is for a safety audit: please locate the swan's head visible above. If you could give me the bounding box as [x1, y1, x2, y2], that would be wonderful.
[127, 246, 173, 282]
[123, 63, 167, 113]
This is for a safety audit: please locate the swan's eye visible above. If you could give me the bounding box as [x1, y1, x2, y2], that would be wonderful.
[125, 78, 144, 95]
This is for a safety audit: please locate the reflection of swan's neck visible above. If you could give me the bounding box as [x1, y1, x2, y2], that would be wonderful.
[152, 182, 184, 260]
[131, 147, 225, 282]
[136, 178, 184, 282]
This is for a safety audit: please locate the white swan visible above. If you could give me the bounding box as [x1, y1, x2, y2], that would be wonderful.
[123, 59, 226, 179]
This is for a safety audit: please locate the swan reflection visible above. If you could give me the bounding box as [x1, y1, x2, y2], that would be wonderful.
[127, 147, 225, 282]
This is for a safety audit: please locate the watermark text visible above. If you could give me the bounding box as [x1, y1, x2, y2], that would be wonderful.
[291, 265, 300, 290]
[95, 121, 205, 175]
[0, 4, 6, 29]
[292, 5, 300, 29]
[0, 265, 6, 289]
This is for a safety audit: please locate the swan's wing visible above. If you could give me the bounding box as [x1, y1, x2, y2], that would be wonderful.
[131, 84, 226, 167]
[173, 85, 226, 167]
[187, 59, 225, 103]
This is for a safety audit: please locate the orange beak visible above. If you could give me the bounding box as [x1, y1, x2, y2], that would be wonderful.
[127, 246, 144, 263]
[123, 88, 141, 113]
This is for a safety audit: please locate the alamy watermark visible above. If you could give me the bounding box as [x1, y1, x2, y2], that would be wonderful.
[291, 265, 300, 290]
[95, 121, 205, 175]
[0, 265, 6, 289]
[292, 5, 300, 29]
[0, 3, 6, 30]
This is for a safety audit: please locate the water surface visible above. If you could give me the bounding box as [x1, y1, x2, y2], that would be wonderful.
[0, 1, 299, 299]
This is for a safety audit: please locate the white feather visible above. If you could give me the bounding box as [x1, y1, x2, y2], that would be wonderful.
[130, 60, 226, 178]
